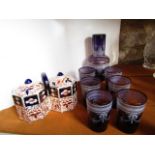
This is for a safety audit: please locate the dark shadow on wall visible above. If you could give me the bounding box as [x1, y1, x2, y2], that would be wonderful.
[82, 37, 92, 66]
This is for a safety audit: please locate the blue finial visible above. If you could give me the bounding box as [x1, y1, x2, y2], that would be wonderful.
[25, 79, 32, 84]
[41, 73, 48, 84]
[26, 89, 29, 95]
[57, 72, 64, 76]
[41, 72, 50, 87]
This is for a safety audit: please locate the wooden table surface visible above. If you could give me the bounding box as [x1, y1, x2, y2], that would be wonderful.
[0, 64, 155, 135]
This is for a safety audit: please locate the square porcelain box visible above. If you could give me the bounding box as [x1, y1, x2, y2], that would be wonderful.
[12, 79, 52, 123]
[49, 72, 77, 113]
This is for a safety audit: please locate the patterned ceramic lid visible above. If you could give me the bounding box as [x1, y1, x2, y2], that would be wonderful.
[49, 72, 76, 88]
[12, 79, 44, 97]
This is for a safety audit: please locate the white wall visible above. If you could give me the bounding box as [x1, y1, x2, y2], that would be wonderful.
[0, 19, 120, 110]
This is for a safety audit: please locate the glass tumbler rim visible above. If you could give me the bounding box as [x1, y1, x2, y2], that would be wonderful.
[80, 77, 100, 86]
[88, 55, 110, 65]
[86, 89, 113, 107]
[108, 75, 131, 86]
[79, 66, 96, 74]
[116, 88, 147, 106]
[105, 66, 122, 74]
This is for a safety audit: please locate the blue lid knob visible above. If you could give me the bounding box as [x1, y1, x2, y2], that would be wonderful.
[26, 89, 29, 95]
[57, 72, 64, 76]
[41, 72, 49, 86]
[25, 79, 32, 84]
[41, 73, 48, 83]
[41, 72, 50, 95]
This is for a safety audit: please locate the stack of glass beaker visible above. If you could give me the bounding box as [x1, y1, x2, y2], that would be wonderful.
[87, 34, 110, 80]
